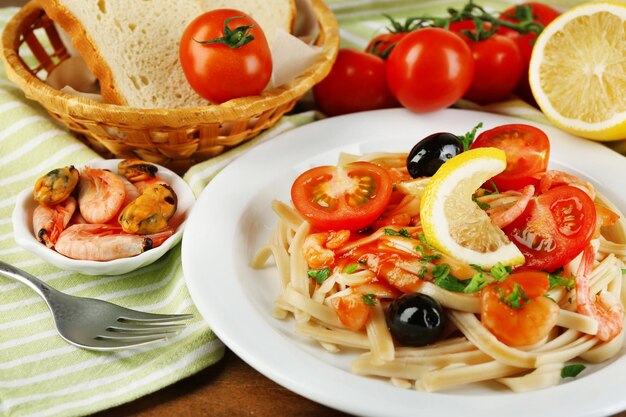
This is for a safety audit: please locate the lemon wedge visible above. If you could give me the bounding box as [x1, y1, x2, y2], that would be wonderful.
[420, 148, 525, 269]
[529, 2, 626, 141]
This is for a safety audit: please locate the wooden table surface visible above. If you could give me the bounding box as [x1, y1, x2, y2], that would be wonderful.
[91, 347, 626, 417]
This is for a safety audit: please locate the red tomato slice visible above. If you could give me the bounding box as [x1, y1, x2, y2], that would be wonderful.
[470, 124, 550, 191]
[503, 186, 597, 271]
[291, 162, 393, 231]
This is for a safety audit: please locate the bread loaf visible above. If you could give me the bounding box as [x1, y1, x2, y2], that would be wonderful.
[40, 0, 296, 109]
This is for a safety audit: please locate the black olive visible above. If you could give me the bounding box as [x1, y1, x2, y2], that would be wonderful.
[406, 132, 463, 178]
[386, 293, 446, 346]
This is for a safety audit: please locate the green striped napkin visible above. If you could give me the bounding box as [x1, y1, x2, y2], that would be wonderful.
[1, 1, 624, 416]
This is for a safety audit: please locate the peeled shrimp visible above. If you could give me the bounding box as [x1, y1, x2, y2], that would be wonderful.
[303, 231, 350, 270]
[575, 245, 623, 342]
[33, 166, 80, 206]
[55, 224, 173, 261]
[487, 185, 535, 228]
[118, 159, 158, 182]
[32, 197, 76, 248]
[118, 184, 177, 234]
[535, 170, 595, 200]
[481, 271, 559, 347]
[77, 167, 126, 224]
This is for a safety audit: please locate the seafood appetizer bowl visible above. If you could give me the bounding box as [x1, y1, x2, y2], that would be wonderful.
[12, 159, 195, 275]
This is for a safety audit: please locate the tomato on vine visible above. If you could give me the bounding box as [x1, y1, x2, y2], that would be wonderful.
[180, 9, 272, 104]
[386, 28, 474, 113]
[313, 49, 398, 116]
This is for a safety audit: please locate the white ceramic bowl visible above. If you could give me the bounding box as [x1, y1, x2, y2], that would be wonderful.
[12, 159, 195, 275]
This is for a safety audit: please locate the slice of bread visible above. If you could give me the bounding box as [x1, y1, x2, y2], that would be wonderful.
[41, 0, 296, 109]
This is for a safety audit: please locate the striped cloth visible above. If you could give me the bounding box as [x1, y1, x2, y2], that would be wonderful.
[0, 1, 624, 416]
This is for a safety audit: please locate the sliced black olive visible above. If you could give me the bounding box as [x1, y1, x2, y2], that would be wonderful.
[406, 132, 463, 178]
[386, 293, 446, 346]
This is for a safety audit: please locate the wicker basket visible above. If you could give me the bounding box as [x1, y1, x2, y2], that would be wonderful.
[2, 0, 339, 173]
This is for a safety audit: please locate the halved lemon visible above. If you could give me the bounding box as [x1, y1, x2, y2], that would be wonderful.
[420, 148, 525, 269]
[529, 2, 626, 141]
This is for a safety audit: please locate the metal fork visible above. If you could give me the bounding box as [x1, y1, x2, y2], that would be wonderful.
[0, 260, 193, 351]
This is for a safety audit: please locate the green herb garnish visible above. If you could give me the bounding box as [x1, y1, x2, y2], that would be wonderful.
[343, 264, 359, 274]
[459, 122, 483, 151]
[307, 267, 331, 284]
[384, 228, 412, 238]
[491, 262, 512, 282]
[362, 293, 377, 306]
[463, 272, 487, 293]
[561, 364, 586, 378]
[497, 282, 529, 309]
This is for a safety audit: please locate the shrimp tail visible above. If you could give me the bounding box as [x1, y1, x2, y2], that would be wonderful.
[575, 245, 623, 342]
[145, 229, 174, 249]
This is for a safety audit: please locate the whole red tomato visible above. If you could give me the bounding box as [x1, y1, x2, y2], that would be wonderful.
[313, 49, 398, 116]
[461, 34, 523, 104]
[179, 9, 272, 104]
[386, 28, 474, 113]
[498, 2, 560, 103]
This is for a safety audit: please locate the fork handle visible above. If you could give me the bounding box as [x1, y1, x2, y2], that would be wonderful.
[0, 260, 59, 299]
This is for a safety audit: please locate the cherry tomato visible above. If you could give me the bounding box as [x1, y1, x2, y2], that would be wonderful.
[313, 49, 398, 116]
[481, 271, 558, 346]
[180, 9, 272, 104]
[366, 32, 408, 59]
[470, 124, 550, 191]
[291, 162, 393, 231]
[386, 28, 474, 113]
[503, 186, 597, 271]
[448, 19, 491, 37]
[461, 34, 524, 104]
[498, 3, 560, 103]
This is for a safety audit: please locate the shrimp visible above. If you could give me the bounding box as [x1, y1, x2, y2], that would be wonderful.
[487, 185, 535, 228]
[534, 170, 595, 200]
[55, 224, 173, 261]
[33, 166, 80, 206]
[32, 197, 76, 248]
[481, 271, 559, 347]
[302, 230, 350, 270]
[77, 167, 126, 224]
[118, 184, 177, 234]
[575, 245, 623, 342]
[118, 159, 158, 182]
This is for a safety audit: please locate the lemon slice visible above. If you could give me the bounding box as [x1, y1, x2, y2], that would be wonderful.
[529, 2, 626, 141]
[420, 148, 525, 269]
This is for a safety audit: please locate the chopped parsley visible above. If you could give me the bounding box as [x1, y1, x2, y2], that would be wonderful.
[362, 293, 377, 306]
[472, 196, 490, 210]
[433, 264, 467, 292]
[497, 282, 529, 309]
[384, 228, 412, 238]
[463, 272, 487, 294]
[343, 263, 359, 274]
[491, 262, 512, 282]
[415, 234, 441, 263]
[489, 181, 500, 194]
[549, 271, 575, 291]
[621, 268, 626, 275]
[561, 364, 586, 378]
[307, 267, 331, 284]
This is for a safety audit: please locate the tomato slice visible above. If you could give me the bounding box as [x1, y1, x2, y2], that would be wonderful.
[470, 124, 550, 191]
[503, 185, 597, 271]
[291, 162, 393, 231]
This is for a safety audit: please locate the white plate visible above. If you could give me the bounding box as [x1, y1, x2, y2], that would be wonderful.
[182, 108, 626, 417]
[13, 159, 195, 276]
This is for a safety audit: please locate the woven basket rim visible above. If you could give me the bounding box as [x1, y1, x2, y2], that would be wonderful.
[1, 0, 339, 128]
